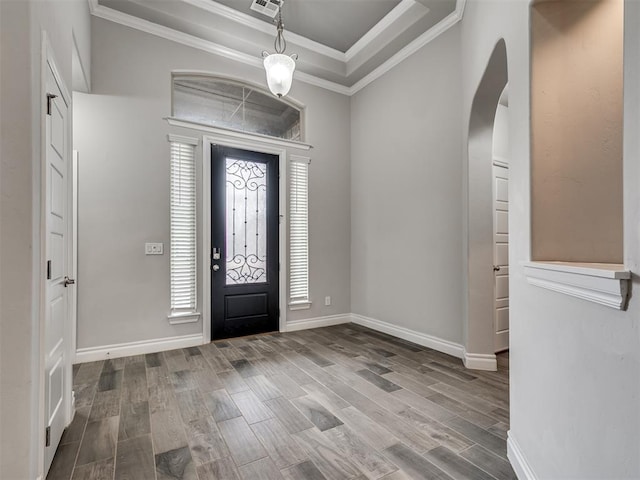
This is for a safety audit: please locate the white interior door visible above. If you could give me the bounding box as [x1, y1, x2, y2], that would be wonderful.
[44, 60, 72, 473]
[493, 163, 509, 352]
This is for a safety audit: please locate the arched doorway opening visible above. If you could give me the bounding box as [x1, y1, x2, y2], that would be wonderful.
[465, 39, 509, 370]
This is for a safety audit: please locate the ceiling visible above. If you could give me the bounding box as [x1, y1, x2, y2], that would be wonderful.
[92, 0, 462, 94]
[215, 0, 403, 53]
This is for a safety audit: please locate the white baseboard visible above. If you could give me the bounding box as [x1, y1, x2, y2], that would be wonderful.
[508, 432, 538, 480]
[74, 314, 495, 375]
[351, 313, 465, 359]
[70, 390, 76, 423]
[463, 351, 497, 371]
[75, 333, 203, 363]
[285, 314, 352, 332]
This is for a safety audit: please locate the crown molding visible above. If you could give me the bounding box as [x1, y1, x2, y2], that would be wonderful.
[344, 0, 424, 62]
[180, 0, 346, 61]
[294, 70, 351, 96]
[345, 0, 430, 76]
[89, 0, 467, 97]
[456, 0, 468, 18]
[349, 2, 464, 95]
[90, 3, 261, 68]
[89, 1, 351, 95]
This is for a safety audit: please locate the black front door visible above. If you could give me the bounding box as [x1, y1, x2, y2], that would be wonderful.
[211, 146, 279, 340]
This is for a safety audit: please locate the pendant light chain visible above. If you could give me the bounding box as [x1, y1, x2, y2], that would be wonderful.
[274, 8, 287, 54]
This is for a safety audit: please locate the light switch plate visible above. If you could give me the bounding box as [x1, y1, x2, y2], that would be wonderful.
[145, 242, 163, 255]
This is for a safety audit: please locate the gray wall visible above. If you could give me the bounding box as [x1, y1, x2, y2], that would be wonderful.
[0, 1, 91, 478]
[350, 27, 464, 344]
[73, 17, 351, 349]
[460, 0, 640, 477]
[5, 2, 640, 477]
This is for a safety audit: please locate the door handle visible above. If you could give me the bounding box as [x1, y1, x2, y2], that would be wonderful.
[64, 276, 76, 287]
[212, 264, 220, 272]
[493, 266, 501, 272]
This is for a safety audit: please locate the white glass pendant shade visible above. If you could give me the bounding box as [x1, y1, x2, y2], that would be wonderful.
[263, 53, 296, 98]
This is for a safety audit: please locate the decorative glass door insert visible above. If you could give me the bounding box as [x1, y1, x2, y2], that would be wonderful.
[211, 145, 279, 340]
[225, 158, 268, 284]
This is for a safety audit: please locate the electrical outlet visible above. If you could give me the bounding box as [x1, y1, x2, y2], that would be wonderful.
[145, 242, 163, 255]
[324, 296, 331, 306]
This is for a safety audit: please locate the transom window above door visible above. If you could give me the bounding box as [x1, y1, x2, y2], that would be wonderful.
[172, 74, 303, 141]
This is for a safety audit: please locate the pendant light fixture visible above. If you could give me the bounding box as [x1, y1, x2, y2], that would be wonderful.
[262, 1, 298, 98]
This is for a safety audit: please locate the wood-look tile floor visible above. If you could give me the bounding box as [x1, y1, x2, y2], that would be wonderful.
[47, 324, 514, 480]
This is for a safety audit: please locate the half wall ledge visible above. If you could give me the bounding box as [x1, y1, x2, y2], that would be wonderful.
[522, 262, 631, 310]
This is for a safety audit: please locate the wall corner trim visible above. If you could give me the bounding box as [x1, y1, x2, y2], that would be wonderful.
[285, 314, 352, 332]
[523, 261, 630, 310]
[463, 351, 497, 371]
[75, 333, 203, 363]
[351, 314, 465, 359]
[507, 432, 538, 480]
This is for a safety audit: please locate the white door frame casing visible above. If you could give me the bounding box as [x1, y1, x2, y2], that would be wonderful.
[71, 151, 79, 364]
[39, 32, 74, 476]
[492, 162, 509, 352]
[201, 133, 289, 342]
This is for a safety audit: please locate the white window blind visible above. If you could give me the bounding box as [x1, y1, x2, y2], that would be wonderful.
[170, 138, 197, 313]
[289, 157, 310, 305]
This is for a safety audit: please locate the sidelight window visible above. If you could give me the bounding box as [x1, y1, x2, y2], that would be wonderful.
[169, 136, 198, 317]
[289, 156, 310, 308]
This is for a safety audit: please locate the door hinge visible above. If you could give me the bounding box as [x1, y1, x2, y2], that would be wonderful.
[45, 426, 51, 447]
[46, 260, 51, 280]
[46, 93, 58, 116]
